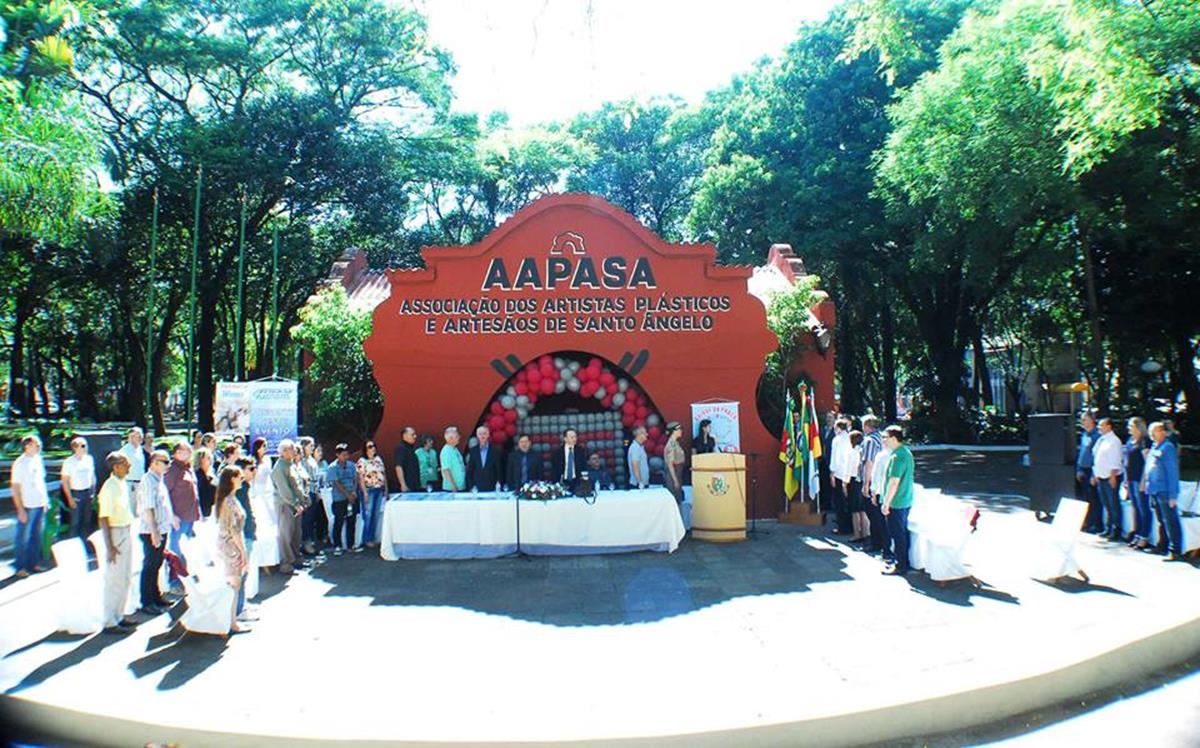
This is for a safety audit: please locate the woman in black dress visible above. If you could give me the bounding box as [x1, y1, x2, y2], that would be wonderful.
[693, 419, 717, 455]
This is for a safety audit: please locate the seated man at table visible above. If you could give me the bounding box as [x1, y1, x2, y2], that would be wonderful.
[587, 452, 615, 490]
[551, 428, 587, 493]
[465, 425, 504, 492]
[506, 434, 543, 490]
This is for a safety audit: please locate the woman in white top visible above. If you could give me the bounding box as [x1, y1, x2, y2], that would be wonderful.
[11, 435, 50, 577]
[61, 436, 98, 549]
[249, 437, 280, 569]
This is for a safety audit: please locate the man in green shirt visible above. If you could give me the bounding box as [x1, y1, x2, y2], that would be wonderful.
[881, 425, 914, 576]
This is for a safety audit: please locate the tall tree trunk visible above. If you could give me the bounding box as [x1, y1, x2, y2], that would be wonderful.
[972, 323, 993, 408]
[835, 262, 865, 415]
[1174, 332, 1199, 428]
[882, 300, 897, 421]
[1080, 235, 1108, 412]
[9, 298, 31, 416]
[197, 292, 218, 432]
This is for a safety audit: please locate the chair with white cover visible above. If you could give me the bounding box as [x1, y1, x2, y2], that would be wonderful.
[1034, 497, 1090, 583]
[177, 533, 235, 635]
[51, 538, 103, 634]
[919, 501, 976, 583]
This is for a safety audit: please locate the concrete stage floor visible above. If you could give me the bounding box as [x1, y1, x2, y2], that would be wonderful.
[2, 484, 1200, 746]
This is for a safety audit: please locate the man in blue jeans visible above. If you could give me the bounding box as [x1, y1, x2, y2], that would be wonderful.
[10, 435, 50, 578]
[1075, 413, 1102, 533]
[1143, 422, 1184, 561]
[881, 425, 914, 576]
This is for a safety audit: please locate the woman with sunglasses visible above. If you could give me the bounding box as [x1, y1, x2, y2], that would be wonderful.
[214, 465, 249, 634]
[357, 441, 387, 549]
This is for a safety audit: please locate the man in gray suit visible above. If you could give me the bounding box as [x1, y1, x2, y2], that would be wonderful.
[272, 439, 308, 574]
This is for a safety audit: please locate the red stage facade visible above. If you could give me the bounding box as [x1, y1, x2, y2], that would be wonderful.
[363, 193, 827, 516]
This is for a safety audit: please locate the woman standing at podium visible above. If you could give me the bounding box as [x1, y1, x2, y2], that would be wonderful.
[693, 419, 717, 455]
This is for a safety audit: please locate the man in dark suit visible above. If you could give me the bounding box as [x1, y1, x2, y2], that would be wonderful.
[392, 426, 421, 493]
[505, 434, 543, 489]
[465, 425, 504, 492]
[551, 427, 587, 493]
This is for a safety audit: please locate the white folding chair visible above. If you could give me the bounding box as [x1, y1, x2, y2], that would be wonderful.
[921, 501, 975, 583]
[50, 538, 103, 634]
[177, 534, 235, 635]
[1035, 498, 1090, 582]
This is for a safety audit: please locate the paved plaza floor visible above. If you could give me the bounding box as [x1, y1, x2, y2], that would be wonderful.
[2, 451, 1199, 746]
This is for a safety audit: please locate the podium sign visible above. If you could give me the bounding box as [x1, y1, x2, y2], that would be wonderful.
[690, 401, 740, 453]
[691, 452, 747, 542]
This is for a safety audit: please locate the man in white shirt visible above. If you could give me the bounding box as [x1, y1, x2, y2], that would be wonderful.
[1092, 417, 1126, 541]
[829, 418, 853, 535]
[61, 436, 98, 550]
[10, 435, 50, 577]
[120, 427, 149, 487]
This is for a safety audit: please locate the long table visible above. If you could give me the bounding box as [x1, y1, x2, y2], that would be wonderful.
[378, 488, 687, 560]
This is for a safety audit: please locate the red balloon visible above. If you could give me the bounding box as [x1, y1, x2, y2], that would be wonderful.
[527, 391, 539, 405]
[490, 401, 505, 415]
[538, 355, 553, 368]
[493, 431, 508, 445]
[636, 406, 649, 420]
[543, 367, 559, 381]
[506, 423, 517, 436]
[488, 415, 505, 431]
[601, 394, 614, 408]
[527, 368, 542, 384]
[599, 372, 616, 387]
[515, 382, 528, 396]
[539, 378, 555, 395]
[516, 371, 527, 383]
[587, 357, 601, 370]
[581, 381, 597, 397]
[621, 401, 636, 415]
[648, 426, 662, 439]
[504, 409, 517, 423]
[622, 414, 636, 427]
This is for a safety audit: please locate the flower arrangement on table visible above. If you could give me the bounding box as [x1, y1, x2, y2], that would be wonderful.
[515, 481, 567, 501]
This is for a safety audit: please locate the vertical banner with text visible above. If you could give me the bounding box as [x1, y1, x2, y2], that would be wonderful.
[691, 401, 740, 453]
[213, 382, 252, 436]
[248, 380, 299, 454]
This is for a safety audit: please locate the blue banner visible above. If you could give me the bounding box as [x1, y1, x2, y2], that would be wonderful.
[249, 380, 298, 454]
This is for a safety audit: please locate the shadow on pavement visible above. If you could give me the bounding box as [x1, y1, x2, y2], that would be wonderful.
[1034, 578, 1134, 597]
[907, 574, 1020, 607]
[305, 529, 858, 626]
[128, 624, 229, 691]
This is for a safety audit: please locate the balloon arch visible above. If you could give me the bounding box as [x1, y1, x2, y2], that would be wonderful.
[477, 352, 667, 458]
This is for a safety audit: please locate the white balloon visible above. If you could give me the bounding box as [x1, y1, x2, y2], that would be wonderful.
[567, 378, 581, 392]
[568, 361, 582, 372]
[500, 396, 516, 409]
[506, 386, 517, 398]
[554, 380, 566, 394]
[517, 407, 529, 419]
[612, 393, 625, 407]
[517, 395, 530, 407]
[594, 386, 607, 399]
[617, 378, 629, 392]
[646, 414, 661, 427]
[553, 357, 565, 369]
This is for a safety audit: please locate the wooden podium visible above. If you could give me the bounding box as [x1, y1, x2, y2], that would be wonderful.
[690, 453, 747, 542]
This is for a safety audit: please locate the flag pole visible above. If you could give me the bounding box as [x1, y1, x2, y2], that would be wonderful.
[145, 186, 159, 433]
[234, 187, 247, 381]
[270, 227, 280, 375]
[185, 164, 203, 435]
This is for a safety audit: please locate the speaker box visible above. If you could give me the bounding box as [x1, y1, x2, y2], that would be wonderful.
[1028, 463, 1077, 514]
[1028, 413, 1075, 466]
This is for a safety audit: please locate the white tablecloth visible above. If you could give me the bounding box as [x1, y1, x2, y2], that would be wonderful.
[378, 488, 687, 560]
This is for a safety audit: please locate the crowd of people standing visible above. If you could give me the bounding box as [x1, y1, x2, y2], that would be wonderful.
[820, 415, 916, 576]
[1074, 414, 1185, 561]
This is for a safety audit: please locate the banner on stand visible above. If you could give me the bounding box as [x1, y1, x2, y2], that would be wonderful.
[249, 380, 299, 454]
[690, 401, 740, 453]
[214, 382, 252, 435]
